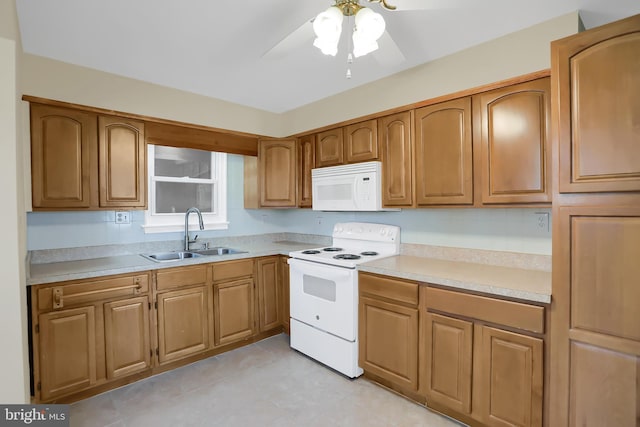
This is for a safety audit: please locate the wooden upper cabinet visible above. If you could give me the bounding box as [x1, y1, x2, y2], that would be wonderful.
[379, 111, 414, 207]
[414, 98, 473, 206]
[259, 139, 297, 207]
[475, 78, 551, 204]
[29, 103, 148, 210]
[344, 119, 379, 163]
[98, 116, 146, 208]
[30, 104, 97, 209]
[553, 15, 640, 193]
[315, 127, 344, 167]
[297, 135, 315, 208]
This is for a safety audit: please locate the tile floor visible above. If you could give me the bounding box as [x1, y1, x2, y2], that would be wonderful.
[70, 334, 463, 427]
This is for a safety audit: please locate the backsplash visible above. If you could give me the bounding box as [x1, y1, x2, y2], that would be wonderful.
[27, 155, 552, 255]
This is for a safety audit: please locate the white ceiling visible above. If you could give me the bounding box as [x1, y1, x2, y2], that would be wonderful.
[15, 0, 640, 114]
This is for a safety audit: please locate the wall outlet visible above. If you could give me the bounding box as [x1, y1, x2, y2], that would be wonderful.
[534, 212, 549, 232]
[115, 211, 131, 224]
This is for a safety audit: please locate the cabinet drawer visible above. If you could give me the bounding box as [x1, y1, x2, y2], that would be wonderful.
[212, 259, 254, 282]
[156, 265, 208, 291]
[38, 273, 149, 311]
[359, 273, 419, 307]
[425, 286, 544, 334]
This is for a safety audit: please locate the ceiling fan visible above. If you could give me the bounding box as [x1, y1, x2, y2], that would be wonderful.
[262, 0, 462, 67]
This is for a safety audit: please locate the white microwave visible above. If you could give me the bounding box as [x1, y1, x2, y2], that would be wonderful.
[312, 161, 396, 211]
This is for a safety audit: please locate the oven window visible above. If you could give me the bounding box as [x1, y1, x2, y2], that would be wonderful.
[302, 275, 336, 302]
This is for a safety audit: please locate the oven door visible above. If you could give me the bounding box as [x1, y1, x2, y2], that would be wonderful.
[288, 258, 358, 341]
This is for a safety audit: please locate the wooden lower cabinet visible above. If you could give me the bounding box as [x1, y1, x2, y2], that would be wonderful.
[38, 306, 97, 401]
[213, 278, 255, 346]
[477, 326, 543, 427]
[156, 287, 209, 364]
[104, 296, 151, 379]
[256, 256, 280, 332]
[421, 286, 545, 427]
[31, 257, 290, 403]
[359, 296, 419, 391]
[279, 256, 290, 333]
[359, 273, 420, 394]
[33, 272, 152, 402]
[423, 312, 473, 414]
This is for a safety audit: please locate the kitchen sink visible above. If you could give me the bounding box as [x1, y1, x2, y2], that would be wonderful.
[140, 247, 246, 262]
[140, 251, 203, 262]
[192, 247, 247, 256]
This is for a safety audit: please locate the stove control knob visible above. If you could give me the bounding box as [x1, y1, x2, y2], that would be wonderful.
[316, 315, 320, 320]
[380, 228, 387, 236]
[335, 226, 343, 233]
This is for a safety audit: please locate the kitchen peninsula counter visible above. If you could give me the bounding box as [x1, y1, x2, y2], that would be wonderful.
[359, 254, 551, 303]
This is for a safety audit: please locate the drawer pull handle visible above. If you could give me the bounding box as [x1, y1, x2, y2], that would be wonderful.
[53, 288, 63, 309]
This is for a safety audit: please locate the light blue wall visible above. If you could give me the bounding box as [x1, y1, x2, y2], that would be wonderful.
[27, 155, 552, 254]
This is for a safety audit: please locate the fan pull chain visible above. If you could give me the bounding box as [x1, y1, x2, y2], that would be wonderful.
[346, 15, 354, 79]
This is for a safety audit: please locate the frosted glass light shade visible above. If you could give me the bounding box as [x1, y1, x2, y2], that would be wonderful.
[313, 6, 343, 56]
[352, 7, 385, 57]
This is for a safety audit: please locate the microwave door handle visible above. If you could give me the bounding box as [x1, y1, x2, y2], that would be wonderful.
[353, 176, 363, 210]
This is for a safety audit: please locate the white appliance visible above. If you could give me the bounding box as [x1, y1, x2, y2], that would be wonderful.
[288, 222, 400, 378]
[312, 161, 394, 211]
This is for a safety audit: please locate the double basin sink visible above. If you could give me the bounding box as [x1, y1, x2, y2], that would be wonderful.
[140, 247, 246, 263]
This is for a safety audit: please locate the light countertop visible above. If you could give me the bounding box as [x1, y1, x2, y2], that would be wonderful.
[28, 241, 316, 286]
[28, 239, 551, 304]
[359, 255, 551, 304]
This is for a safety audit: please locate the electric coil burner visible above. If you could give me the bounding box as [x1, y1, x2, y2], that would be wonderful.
[288, 222, 400, 378]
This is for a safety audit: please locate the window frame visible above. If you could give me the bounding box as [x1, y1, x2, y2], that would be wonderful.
[142, 145, 228, 233]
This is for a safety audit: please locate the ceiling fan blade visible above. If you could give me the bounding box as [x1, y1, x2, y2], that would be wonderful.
[262, 19, 315, 60]
[372, 30, 406, 67]
[384, 0, 464, 11]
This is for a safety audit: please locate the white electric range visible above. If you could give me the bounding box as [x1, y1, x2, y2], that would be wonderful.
[288, 222, 400, 378]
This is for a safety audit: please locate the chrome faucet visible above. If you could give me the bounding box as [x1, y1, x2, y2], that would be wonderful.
[184, 207, 204, 251]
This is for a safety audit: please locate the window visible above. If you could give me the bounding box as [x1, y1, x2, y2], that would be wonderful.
[143, 145, 227, 233]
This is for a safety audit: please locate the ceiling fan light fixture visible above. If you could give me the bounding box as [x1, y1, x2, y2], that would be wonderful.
[313, 6, 344, 56]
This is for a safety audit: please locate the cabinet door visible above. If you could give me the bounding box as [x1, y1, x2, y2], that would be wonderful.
[157, 287, 209, 364]
[30, 104, 97, 209]
[551, 206, 640, 426]
[414, 98, 473, 205]
[344, 119, 378, 163]
[423, 312, 473, 414]
[38, 306, 97, 401]
[279, 256, 290, 333]
[478, 326, 543, 427]
[98, 116, 146, 208]
[104, 296, 151, 379]
[379, 111, 414, 207]
[297, 135, 315, 207]
[359, 296, 419, 391]
[213, 278, 255, 346]
[259, 139, 297, 207]
[256, 257, 280, 332]
[315, 127, 344, 167]
[475, 78, 551, 204]
[554, 15, 640, 193]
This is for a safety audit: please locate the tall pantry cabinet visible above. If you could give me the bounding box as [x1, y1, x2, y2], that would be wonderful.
[549, 14, 640, 426]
